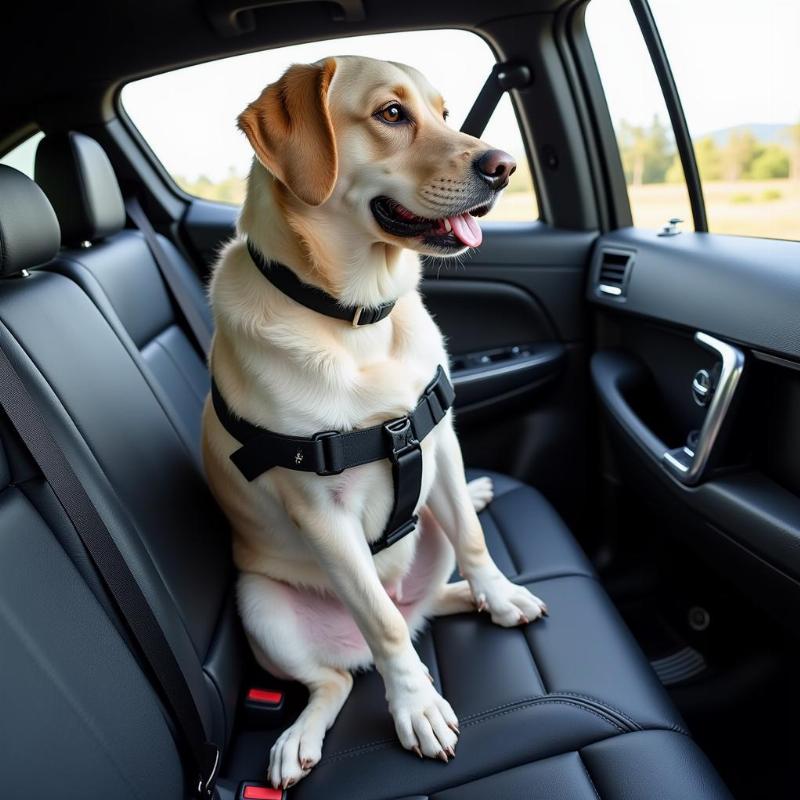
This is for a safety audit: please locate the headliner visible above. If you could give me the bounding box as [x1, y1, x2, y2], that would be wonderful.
[2, 0, 567, 108]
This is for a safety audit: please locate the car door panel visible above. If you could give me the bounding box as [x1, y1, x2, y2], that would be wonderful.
[588, 228, 800, 630]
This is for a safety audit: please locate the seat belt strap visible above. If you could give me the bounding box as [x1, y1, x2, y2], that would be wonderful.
[0, 343, 220, 798]
[126, 196, 213, 355]
[460, 61, 533, 138]
[212, 365, 455, 555]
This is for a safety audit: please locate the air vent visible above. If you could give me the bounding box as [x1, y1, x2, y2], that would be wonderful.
[596, 250, 634, 299]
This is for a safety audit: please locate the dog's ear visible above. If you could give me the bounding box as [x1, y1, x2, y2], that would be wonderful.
[238, 58, 338, 207]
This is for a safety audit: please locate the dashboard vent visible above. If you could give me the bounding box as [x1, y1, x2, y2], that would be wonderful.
[597, 250, 633, 298]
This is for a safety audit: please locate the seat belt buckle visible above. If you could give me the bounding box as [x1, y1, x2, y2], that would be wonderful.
[239, 784, 285, 799]
[243, 687, 286, 727]
[196, 741, 220, 798]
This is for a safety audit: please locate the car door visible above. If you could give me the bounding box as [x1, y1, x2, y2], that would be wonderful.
[578, 0, 800, 630]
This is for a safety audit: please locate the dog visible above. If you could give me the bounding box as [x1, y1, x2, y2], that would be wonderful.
[202, 55, 548, 790]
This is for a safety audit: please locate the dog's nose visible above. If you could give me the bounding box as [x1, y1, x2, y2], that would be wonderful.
[474, 149, 516, 190]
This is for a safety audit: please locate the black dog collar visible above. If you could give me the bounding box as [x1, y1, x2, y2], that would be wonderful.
[212, 365, 455, 555]
[246, 239, 395, 327]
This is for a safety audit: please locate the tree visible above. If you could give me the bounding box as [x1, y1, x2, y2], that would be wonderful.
[618, 121, 648, 186]
[667, 136, 723, 183]
[618, 115, 674, 186]
[720, 130, 759, 181]
[749, 144, 790, 179]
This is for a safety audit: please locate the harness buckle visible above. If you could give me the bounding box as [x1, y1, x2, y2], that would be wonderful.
[312, 430, 345, 476]
[383, 417, 419, 462]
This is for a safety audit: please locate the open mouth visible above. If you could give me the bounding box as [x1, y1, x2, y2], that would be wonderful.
[370, 196, 490, 249]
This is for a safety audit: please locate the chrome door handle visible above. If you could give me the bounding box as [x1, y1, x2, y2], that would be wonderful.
[662, 332, 745, 485]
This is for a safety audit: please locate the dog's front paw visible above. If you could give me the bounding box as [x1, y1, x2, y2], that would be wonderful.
[385, 655, 459, 761]
[470, 568, 548, 627]
[467, 475, 494, 513]
[268, 715, 324, 790]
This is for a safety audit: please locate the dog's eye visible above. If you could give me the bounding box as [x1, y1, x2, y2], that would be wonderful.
[376, 103, 407, 124]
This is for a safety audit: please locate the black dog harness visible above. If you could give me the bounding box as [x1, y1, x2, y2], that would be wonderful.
[211, 241, 456, 555]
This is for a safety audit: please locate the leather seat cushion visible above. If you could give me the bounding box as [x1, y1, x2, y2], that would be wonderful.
[386, 731, 732, 800]
[225, 575, 685, 797]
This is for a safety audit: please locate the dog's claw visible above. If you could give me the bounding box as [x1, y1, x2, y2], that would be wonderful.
[448, 721, 460, 735]
[438, 750, 449, 763]
[446, 745, 456, 758]
[300, 757, 316, 770]
[518, 613, 529, 625]
[413, 745, 423, 759]
[476, 593, 488, 613]
[541, 604, 549, 617]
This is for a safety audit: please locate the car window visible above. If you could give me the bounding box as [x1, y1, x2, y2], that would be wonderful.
[121, 30, 538, 221]
[0, 130, 44, 179]
[587, 0, 800, 241]
[649, 0, 799, 241]
[585, 0, 693, 231]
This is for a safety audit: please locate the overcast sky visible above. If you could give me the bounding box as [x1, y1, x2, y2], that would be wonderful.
[121, 0, 800, 183]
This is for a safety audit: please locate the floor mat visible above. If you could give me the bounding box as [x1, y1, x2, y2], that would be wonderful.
[650, 645, 707, 686]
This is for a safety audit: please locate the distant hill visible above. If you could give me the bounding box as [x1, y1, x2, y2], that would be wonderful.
[704, 123, 793, 146]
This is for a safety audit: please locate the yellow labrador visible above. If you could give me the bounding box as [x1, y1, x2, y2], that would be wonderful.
[202, 55, 547, 790]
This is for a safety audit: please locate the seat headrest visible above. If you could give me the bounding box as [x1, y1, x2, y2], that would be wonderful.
[35, 131, 126, 247]
[0, 166, 61, 277]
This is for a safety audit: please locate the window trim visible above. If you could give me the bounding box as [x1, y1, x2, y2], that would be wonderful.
[629, 0, 708, 232]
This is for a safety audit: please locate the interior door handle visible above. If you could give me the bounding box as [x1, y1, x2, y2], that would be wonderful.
[662, 332, 745, 485]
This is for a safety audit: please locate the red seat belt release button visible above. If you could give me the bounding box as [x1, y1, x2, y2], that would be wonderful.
[241, 784, 284, 799]
[246, 688, 284, 707]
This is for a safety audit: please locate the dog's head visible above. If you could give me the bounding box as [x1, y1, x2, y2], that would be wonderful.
[238, 56, 515, 257]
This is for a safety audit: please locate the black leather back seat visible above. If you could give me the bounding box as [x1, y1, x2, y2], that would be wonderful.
[0, 163, 732, 799]
[35, 132, 212, 465]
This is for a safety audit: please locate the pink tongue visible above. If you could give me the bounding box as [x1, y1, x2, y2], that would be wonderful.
[448, 213, 482, 248]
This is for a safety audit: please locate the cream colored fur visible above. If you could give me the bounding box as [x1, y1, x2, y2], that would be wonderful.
[202, 55, 546, 790]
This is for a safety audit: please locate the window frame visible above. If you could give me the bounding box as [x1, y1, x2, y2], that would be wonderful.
[628, 0, 707, 232]
[570, 0, 708, 233]
[114, 29, 543, 221]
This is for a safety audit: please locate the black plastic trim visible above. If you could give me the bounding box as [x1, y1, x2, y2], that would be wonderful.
[629, 0, 707, 232]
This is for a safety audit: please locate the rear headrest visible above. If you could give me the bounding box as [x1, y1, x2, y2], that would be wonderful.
[35, 131, 126, 247]
[0, 165, 61, 277]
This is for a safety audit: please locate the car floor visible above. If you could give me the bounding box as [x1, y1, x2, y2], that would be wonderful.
[595, 493, 799, 800]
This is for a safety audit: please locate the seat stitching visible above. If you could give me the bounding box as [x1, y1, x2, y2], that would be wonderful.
[512, 570, 598, 584]
[556, 692, 642, 732]
[490, 487, 534, 576]
[49, 260, 201, 466]
[316, 696, 626, 768]
[152, 332, 207, 403]
[577, 752, 602, 800]
[519, 622, 548, 695]
[558, 691, 688, 736]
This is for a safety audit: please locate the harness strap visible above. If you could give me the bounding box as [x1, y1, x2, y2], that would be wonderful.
[212, 366, 455, 554]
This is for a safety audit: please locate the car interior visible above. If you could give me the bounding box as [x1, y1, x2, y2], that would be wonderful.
[1, 1, 798, 798]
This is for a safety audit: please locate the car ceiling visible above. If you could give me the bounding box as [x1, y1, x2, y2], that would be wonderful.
[2, 0, 565, 117]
